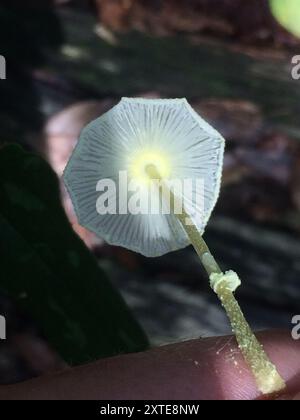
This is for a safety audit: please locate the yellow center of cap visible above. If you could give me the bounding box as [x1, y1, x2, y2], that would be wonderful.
[128, 149, 171, 185]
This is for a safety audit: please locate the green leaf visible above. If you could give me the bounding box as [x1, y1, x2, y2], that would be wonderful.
[270, 0, 300, 37]
[0, 144, 148, 365]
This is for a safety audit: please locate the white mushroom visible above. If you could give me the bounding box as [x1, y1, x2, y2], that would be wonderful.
[64, 97, 285, 396]
[63, 97, 224, 257]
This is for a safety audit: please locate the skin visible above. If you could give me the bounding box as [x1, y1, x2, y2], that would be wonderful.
[0, 330, 299, 400]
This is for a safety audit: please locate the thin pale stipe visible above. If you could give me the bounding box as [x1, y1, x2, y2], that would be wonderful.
[146, 163, 286, 395]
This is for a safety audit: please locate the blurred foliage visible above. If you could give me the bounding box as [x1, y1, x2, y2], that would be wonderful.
[46, 8, 300, 138]
[270, 0, 300, 37]
[0, 144, 148, 365]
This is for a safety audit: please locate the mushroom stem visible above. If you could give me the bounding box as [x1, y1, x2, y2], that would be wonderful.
[177, 211, 286, 395]
[145, 163, 286, 395]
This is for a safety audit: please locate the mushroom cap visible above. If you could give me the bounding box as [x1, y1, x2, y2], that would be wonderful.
[63, 98, 225, 257]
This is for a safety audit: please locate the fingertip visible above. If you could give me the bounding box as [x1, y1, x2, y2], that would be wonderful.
[210, 330, 300, 400]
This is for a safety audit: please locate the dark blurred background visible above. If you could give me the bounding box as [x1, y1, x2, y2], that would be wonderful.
[1, 0, 300, 384]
